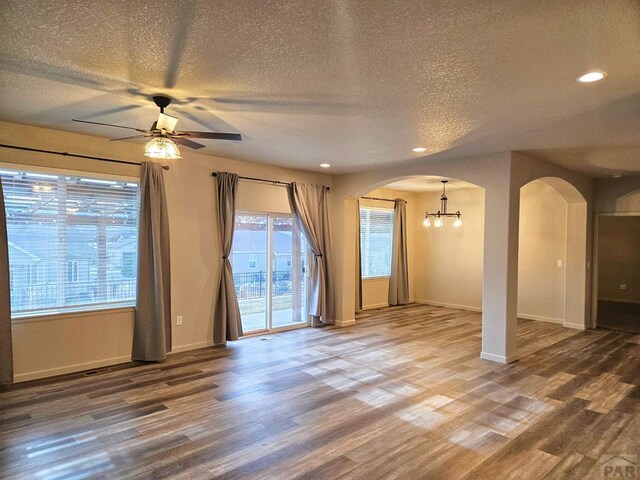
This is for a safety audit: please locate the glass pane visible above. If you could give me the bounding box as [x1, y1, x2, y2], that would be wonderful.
[232, 214, 268, 332]
[272, 217, 307, 328]
[2, 169, 139, 316]
[360, 207, 394, 278]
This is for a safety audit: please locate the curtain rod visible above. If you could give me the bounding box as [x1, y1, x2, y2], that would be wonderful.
[211, 172, 330, 191]
[361, 196, 398, 203]
[0, 143, 170, 170]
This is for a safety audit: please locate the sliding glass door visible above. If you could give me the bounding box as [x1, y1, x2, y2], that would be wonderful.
[232, 213, 308, 334]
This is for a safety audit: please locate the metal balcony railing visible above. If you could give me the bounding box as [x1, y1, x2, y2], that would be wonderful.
[233, 270, 296, 300]
[10, 279, 136, 313]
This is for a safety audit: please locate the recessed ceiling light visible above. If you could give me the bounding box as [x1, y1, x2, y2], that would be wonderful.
[611, 173, 622, 178]
[412, 147, 427, 153]
[320, 163, 331, 168]
[576, 71, 606, 83]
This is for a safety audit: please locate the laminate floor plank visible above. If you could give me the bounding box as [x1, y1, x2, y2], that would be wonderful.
[1, 304, 638, 479]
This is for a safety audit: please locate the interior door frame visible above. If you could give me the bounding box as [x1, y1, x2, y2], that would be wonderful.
[235, 210, 311, 335]
[591, 211, 640, 328]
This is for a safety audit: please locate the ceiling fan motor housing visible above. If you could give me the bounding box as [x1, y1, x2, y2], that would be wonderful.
[152, 95, 172, 113]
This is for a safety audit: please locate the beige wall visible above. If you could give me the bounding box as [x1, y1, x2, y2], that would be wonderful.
[413, 187, 485, 310]
[597, 215, 640, 303]
[517, 182, 567, 322]
[1, 121, 331, 381]
[410, 182, 567, 323]
[359, 188, 416, 309]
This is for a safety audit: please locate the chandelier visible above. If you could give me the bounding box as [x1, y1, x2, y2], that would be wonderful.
[423, 180, 462, 228]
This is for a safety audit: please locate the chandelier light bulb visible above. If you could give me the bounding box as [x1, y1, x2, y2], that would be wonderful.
[453, 217, 462, 228]
[434, 217, 443, 228]
[423, 217, 431, 228]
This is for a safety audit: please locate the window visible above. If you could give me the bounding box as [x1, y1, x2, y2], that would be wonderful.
[1, 168, 139, 316]
[248, 253, 258, 269]
[360, 206, 394, 278]
[67, 261, 79, 283]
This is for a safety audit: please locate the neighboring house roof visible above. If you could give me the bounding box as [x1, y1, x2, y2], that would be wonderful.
[7, 224, 136, 262]
[8, 242, 41, 263]
[233, 230, 294, 253]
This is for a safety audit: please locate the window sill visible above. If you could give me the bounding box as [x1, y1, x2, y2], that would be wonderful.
[11, 304, 135, 324]
[362, 276, 390, 282]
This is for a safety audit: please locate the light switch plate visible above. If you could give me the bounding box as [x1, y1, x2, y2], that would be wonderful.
[176, 315, 183, 325]
[620, 284, 627, 290]
[557, 260, 563, 267]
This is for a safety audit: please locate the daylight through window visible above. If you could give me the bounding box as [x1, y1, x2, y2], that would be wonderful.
[360, 206, 394, 278]
[0, 168, 139, 316]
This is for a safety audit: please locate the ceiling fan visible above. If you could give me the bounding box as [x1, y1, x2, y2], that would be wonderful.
[72, 95, 242, 159]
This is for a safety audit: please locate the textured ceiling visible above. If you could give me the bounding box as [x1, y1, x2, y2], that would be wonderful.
[383, 176, 477, 193]
[0, 0, 639, 176]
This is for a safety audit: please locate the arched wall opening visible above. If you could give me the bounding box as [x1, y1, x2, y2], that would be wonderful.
[615, 188, 640, 212]
[518, 176, 589, 330]
[592, 183, 640, 331]
[355, 176, 485, 311]
[332, 152, 592, 363]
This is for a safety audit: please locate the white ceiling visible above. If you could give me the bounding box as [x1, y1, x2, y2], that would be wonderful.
[1, 0, 639, 177]
[383, 176, 477, 193]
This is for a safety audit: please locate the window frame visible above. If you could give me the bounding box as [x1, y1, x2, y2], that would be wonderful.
[232, 210, 311, 334]
[359, 205, 395, 280]
[0, 163, 140, 320]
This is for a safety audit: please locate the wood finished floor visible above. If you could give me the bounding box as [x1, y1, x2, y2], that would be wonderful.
[1, 304, 639, 480]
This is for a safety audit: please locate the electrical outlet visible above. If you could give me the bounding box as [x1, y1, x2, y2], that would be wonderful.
[557, 260, 563, 267]
[620, 284, 627, 290]
[176, 315, 183, 326]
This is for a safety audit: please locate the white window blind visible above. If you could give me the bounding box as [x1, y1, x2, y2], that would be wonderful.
[360, 206, 394, 278]
[0, 168, 139, 316]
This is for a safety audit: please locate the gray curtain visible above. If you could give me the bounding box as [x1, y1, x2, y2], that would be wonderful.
[0, 179, 13, 385]
[213, 172, 242, 343]
[288, 182, 335, 326]
[355, 200, 363, 312]
[388, 199, 409, 306]
[132, 162, 172, 362]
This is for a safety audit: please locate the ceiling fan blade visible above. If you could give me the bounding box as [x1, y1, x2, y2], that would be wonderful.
[109, 135, 150, 141]
[177, 131, 242, 141]
[73, 119, 149, 133]
[173, 137, 206, 150]
[156, 113, 178, 133]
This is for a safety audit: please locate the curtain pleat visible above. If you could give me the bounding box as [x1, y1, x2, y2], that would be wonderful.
[0, 179, 13, 385]
[388, 199, 409, 306]
[213, 173, 242, 343]
[132, 162, 172, 362]
[288, 183, 335, 326]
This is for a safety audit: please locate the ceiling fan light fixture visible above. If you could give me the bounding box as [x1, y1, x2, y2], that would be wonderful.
[144, 137, 181, 160]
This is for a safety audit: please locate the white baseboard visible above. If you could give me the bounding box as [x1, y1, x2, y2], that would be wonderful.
[335, 318, 356, 327]
[598, 297, 640, 305]
[480, 351, 519, 364]
[15, 341, 218, 383]
[170, 341, 214, 354]
[414, 299, 482, 312]
[14, 354, 132, 383]
[362, 302, 389, 310]
[563, 321, 586, 330]
[517, 313, 563, 324]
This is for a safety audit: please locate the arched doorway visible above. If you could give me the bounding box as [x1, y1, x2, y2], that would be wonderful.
[355, 176, 485, 311]
[518, 176, 589, 331]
